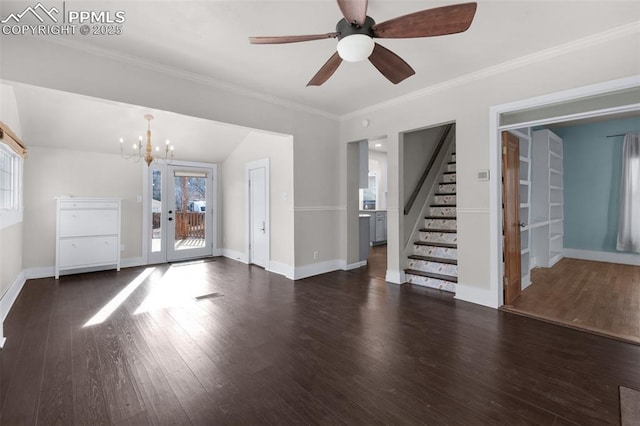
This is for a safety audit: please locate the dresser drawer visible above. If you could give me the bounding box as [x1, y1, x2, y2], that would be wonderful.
[59, 200, 119, 210]
[58, 237, 119, 268]
[59, 209, 119, 237]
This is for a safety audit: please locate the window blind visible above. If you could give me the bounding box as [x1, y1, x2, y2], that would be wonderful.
[0, 121, 27, 158]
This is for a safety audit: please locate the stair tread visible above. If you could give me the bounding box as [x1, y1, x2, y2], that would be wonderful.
[414, 241, 457, 248]
[439, 182, 456, 185]
[405, 269, 458, 283]
[430, 204, 456, 207]
[443, 172, 456, 175]
[408, 255, 457, 265]
[425, 216, 457, 220]
[435, 192, 456, 196]
[420, 228, 457, 233]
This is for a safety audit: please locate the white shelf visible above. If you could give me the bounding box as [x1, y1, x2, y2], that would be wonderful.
[516, 127, 532, 286]
[549, 151, 563, 159]
[531, 129, 564, 269]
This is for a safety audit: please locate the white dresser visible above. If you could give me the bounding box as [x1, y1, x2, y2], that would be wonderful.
[55, 197, 121, 279]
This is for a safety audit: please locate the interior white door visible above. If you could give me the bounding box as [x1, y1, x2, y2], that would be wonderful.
[166, 166, 214, 261]
[249, 167, 268, 267]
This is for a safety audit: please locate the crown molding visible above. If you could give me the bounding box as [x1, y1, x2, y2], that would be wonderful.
[340, 21, 640, 121]
[41, 37, 340, 122]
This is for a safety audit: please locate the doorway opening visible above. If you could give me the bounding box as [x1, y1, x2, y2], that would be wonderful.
[492, 77, 640, 344]
[348, 139, 389, 280]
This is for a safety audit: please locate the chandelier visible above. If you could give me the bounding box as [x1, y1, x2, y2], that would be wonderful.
[120, 114, 174, 166]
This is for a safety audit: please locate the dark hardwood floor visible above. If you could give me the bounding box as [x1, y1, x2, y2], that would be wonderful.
[366, 244, 387, 281]
[1, 257, 638, 425]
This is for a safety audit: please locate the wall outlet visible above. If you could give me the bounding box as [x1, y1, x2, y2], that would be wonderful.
[313, 251, 319, 260]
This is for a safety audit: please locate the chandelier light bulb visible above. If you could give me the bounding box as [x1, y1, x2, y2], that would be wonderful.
[133, 144, 138, 150]
[119, 138, 124, 144]
[337, 34, 374, 62]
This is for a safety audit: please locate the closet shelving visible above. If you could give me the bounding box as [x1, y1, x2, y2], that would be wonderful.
[531, 129, 564, 268]
[510, 128, 533, 288]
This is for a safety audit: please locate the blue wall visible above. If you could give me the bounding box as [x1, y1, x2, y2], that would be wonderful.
[552, 117, 639, 253]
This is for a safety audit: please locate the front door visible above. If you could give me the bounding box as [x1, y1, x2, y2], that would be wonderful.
[147, 163, 215, 264]
[247, 161, 268, 267]
[502, 131, 522, 304]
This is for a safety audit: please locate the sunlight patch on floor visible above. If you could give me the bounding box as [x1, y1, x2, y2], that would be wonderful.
[133, 263, 205, 315]
[84, 267, 155, 327]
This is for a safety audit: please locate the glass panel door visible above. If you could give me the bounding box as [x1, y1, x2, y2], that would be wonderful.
[167, 166, 213, 261]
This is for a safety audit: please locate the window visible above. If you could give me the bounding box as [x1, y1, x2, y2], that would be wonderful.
[0, 145, 19, 211]
[0, 121, 26, 229]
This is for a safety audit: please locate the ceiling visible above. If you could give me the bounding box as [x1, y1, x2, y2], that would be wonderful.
[2, 1, 638, 161]
[2, 1, 639, 116]
[7, 82, 256, 162]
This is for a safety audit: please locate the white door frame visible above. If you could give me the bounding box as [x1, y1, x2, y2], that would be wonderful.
[245, 158, 270, 266]
[142, 160, 218, 264]
[487, 75, 640, 308]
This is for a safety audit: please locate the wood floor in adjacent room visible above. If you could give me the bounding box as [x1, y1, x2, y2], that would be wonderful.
[505, 258, 640, 345]
[1, 257, 639, 425]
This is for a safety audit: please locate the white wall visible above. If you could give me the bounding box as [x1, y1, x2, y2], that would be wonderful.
[221, 131, 294, 268]
[22, 146, 143, 272]
[340, 29, 639, 304]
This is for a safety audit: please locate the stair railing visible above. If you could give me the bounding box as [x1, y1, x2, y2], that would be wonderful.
[403, 123, 453, 215]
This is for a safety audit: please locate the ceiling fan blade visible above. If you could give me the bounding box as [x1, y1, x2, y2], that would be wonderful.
[249, 33, 339, 44]
[307, 52, 343, 86]
[373, 2, 477, 38]
[368, 43, 415, 84]
[337, 0, 368, 26]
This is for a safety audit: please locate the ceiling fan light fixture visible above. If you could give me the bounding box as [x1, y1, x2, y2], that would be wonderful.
[337, 34, 374, 62]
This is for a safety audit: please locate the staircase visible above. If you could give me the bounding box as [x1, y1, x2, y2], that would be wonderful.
[405, 152, 458, 293]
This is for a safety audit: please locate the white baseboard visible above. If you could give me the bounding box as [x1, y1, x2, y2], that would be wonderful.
[563, 248, 640, 266]
[24, 257, 149, 280]
[342, 260, 367, 271]
[24, 266, 54, 279]
[267, 260, 294, 279]
[454, 283, 499, 309]
[294, 260, 343, 280]
[1, 270, 26, 322]
[221, 248, 248, 264]
[385, 269, 406, 285]
[121, 257, 145, 268]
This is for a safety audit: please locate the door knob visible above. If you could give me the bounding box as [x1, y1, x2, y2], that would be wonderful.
[519, 222, 526, 228]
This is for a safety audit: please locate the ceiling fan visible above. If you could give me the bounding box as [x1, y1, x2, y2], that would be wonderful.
[249, 1, 477, 86]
